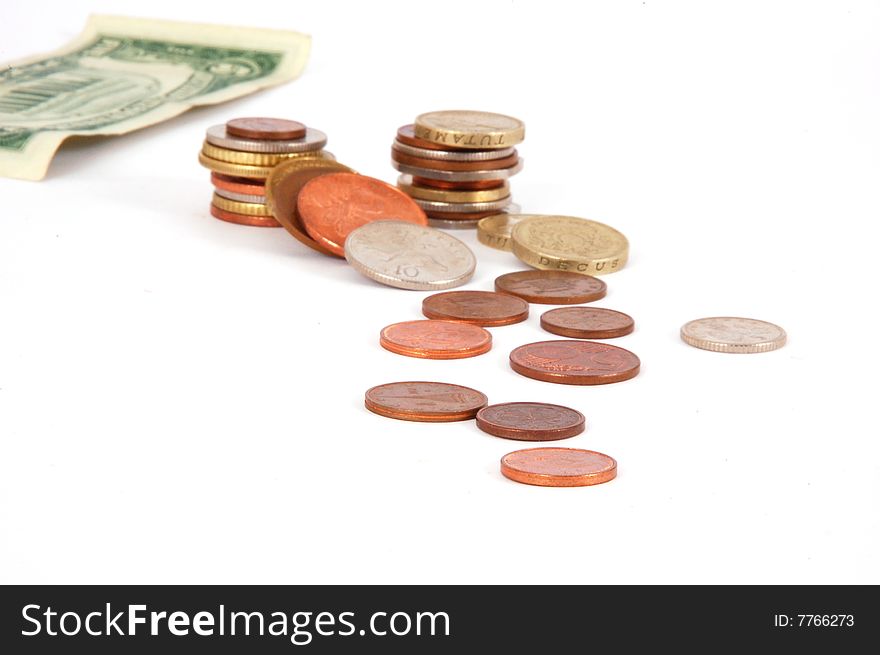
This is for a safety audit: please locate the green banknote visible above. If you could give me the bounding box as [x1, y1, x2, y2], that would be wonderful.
[0, 15, 310, 180]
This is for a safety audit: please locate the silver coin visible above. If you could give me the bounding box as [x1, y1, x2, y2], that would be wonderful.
[412, 196, 512, 214]
[205, 124, 328, 153]
[392, 139, 515, 162]
[344, 220, 476, 290]
[428, 204, 522, 230]
[213, 188, 267, 204]
[390, 158, 524, 182]
[681, 317, 787, 353]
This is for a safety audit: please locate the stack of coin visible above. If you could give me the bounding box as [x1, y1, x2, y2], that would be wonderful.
[391, 110, 525, 228]
[198, 117, 332, 227]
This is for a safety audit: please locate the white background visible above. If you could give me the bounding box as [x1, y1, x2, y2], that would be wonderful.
[1, 0, 878, 584]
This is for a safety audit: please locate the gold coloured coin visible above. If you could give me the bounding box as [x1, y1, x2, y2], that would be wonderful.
[511, 215, 629, 276]
[477, 213, 536, 251]
[414, 110, 525, 149]
[201, 141, 333, 166]
[397, 175, 509, 203]
[211, 193, 272, 217]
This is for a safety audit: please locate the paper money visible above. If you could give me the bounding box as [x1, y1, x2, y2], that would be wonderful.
[0, 15, 311, 180]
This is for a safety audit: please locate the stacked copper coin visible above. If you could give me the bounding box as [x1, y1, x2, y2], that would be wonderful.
[197, 117, 332, 227]
[391, 110, 525, 228]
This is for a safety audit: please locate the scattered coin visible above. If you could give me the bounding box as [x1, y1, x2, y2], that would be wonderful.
[509, 340, 640, 385]
[422, 290, 529, 327]
[477, 214, 532, 251]
[297, 173, 427, 257]
[226, 117, 307, 140]
[511, 215, 629, 276]
[494, 269, 607, 304]
[365, 381, 488, 422]
[209, 204, 280, 228]
[206, 125, 327, 153]
[380, 320, 492, 359]
[414, 110, 525, 149]
[500, 448, 617, 487]
[476, 402, 586, 441]
[345, 221, 476, 290]
[540, 307, 634, 339]
[680, 317, 787, 353]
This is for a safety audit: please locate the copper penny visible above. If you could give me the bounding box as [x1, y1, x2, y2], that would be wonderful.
[365, 381, 488, 422]
[297, 173, 427, 257]
[495, 270, 607, 305]
[413, 177, 506, 191]
[476, 402, 585, 441]
[209, 204, 280, 228]
[265, 159, 356, 257]
[391, 149, 519, 172]
[396, 124, 468, 152]
[380, 320, 492, 359]
[422, 290, 529, 327]
[500, 448, 617, 487]
[541, 307, 635, 339]
[509, 340, 640, 385]
[226, 117, 307, 140]
[211, 172, 265, 196]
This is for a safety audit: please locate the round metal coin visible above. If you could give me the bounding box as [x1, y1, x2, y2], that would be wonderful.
[414, 110, 525, 149]
[540, 307, 634, 339]
[494, 269, 607, 304]
[206, 124, 328, 153]
[476, 403, 585, 441]
[422, 290, 529, 327]
[500, 448, 617, 487]
[509, 340, 640, 385]
[365, 381, 488, 422]
[226, 117, 306, 140]
[680, 317, 787, 353]
[380, 320, 492, 359]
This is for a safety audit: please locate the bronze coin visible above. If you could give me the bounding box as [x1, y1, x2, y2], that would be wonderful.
[413, 177, 506, 191]
[541, 307, 635, 339]
[509, 340, 640, 385]
[297, 173, 427, 257]
[392, 148, 519, 172]
[226, 117, 307, 140]
[396, 124, 469, 151]
[380, 320, 492, 359]
[495, 270, 607, 305]
[211, 172, 265, 196]
[500, 447, 617, 487]
[209, 204, 281, 228]
[365, 381, 488, 422]
[264, 159, 356, 257]
[476, 402, 585, 441]
[424, 209, 511, 221]
[422, 290, 529, 327]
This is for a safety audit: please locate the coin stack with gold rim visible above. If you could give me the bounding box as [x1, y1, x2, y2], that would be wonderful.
[391, 110, 525, 228]
[198, 117, 333, 227]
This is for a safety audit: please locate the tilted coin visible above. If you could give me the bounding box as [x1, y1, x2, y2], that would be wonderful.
[398, 175, 510, 203]
[344, 220, 476, 290]
[209, 204, 281, 228]
[212, 193, 272, 217]
[206, 125, 328, 153]
[211, 172, 265, 196]
[500, 448, 617, 487]
[414, 110, 525, 149]
[213, 188, 266, 204]
[379, 320, 492, 359]
[391, 158, 524, 182]
[477, 214, 532, 251]
[392, 139, 515, 162]
[509, 340, 640, 385]
[540, 307, 635, 339]
[226, 117, 306, 140]
[297, 173, 427, 257]
[264, 158, 356, 257]
[680, 317, 787, 353]
[202, 141, 333, 166]
[411, 196, 512, 214]
[364, 381, 488, 422]
[391, 148, 519, 172]
[494, 269, 607, 304]
[511, 215, 629, 276]
[422, 290, 529, 327]
[476, 403, 586, 441]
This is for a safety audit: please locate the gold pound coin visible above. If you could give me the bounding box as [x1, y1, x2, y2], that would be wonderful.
[397, 175, 509, 203]
[477, 213, 534, 251]
[211, 193, 272, 217]
[414, 110, 525, 150]
[201, 141, 333, 166]
[511, 215, 629, 276]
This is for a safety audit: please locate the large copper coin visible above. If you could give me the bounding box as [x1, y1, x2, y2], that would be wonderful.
[495, 270, 607, 305]
[391, 148, 519, 172]
[265, 159, 355, 257]
[422, 290, 529, 327]
[476, 403, 585, 441]
[396, 124, 468, 151]
[297, 173, 427, 257]
[211, 173, 265, 196]
[509, 340, 640, 385]
[365, 381, 488, 422]
[413, 177, 506, 191]
[380, 320, 492, 359]
[209, 204, 281, 228]
[226, 117, 306, 140]
[541, 307, 634, 339]
[500, 448, 617, 487]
